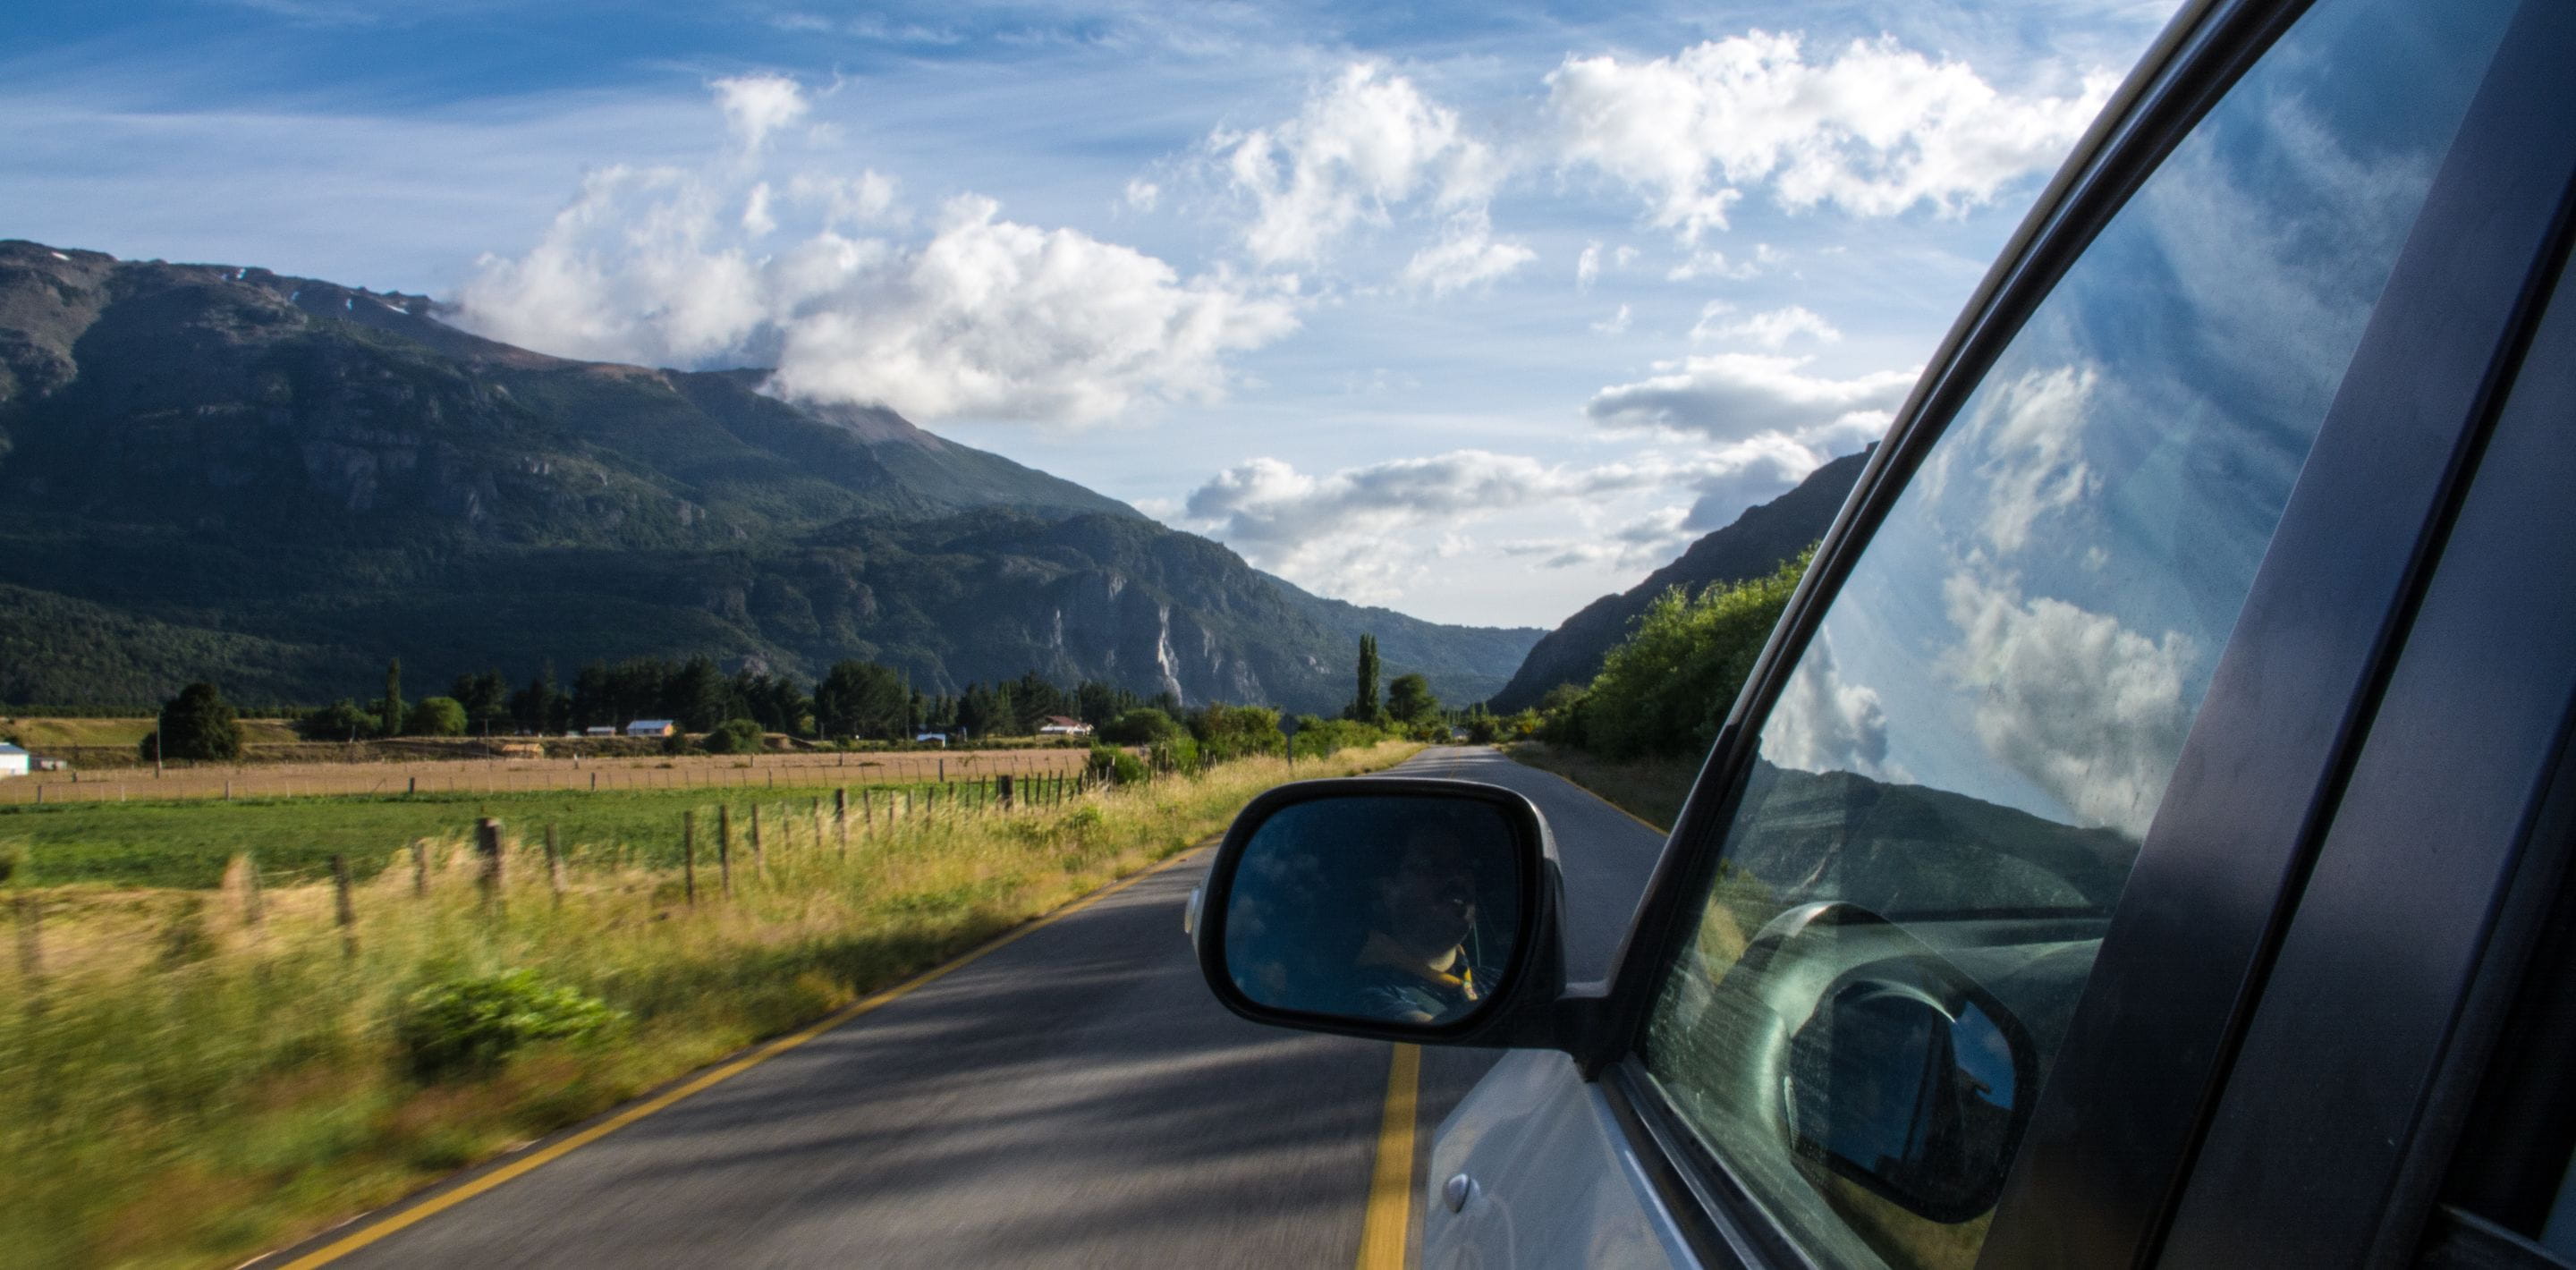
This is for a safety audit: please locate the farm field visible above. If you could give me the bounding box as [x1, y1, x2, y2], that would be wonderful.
[0, 741, 1421, 1270]
[0, 743, 1089, 808]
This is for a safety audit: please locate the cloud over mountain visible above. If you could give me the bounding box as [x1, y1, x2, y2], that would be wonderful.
[459, 76, 1300, 426]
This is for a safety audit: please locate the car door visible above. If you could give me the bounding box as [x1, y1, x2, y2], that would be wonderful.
[1426, 0, 2571, 1264]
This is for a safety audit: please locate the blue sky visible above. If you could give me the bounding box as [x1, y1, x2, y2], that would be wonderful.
[0, 0, 2179, 629]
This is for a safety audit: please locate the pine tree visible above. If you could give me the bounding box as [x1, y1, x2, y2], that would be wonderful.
[1346, 634, 1383, 724]
[379, 658, 405, 739]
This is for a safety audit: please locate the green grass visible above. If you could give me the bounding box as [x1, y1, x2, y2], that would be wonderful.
[0, 741, 1420, 1270]
[1504, 741, 1699, 832]
[0, 777, 1049, 889]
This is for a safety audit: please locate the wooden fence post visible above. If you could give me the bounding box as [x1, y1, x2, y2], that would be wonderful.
[750, 804, 765, 871]
[835, 788, 849, 858]
[331, 854, 357, 960]
[475, 818, 504, 915]
[682, 811, 698, 907]
[411, 839, 428, 897]
[998, 773, 1014, 810]
[717, 806, 733, 897]
[545, 825, 566, 905]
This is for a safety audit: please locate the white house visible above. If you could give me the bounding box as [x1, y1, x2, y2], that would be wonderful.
[1037, 715, 1093, 737]
[0, 743, 29, 778]
[625, 719, 677, 738]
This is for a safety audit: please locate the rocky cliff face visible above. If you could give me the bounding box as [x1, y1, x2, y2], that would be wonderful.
[0, 240, 1538, 711]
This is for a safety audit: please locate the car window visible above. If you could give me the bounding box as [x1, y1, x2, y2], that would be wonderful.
[1631, 0, 2520, 1266]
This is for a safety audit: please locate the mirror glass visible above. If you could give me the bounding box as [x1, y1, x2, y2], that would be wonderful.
[1785, 978, 2029, 1222]
[1221, 795, 1524, 1026]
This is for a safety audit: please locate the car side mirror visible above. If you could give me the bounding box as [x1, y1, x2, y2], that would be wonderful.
[1192, 777, 1569, 1046]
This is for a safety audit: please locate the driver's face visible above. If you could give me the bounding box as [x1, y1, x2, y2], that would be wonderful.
[1384, 845, 1476, 956]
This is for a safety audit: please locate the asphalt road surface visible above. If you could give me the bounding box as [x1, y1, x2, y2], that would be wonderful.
[266, 746, 1669, 1269]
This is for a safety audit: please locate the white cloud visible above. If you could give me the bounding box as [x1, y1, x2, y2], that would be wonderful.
[1587, 351, 1913, 443]
[457, 77, 1299, 425]
[712, 73, 810, 152]
[1939, 571, 2194, 838]
[1576, 241, 1602, 291]
[1693, 302, 1841, 349]
[1765, 631, 1900, 781]
[1123, 178, 1161, 212]
[1546, 31, 2114, 241]
[1590, 304, 1631, 336]
[1682, 430, 1831, 529]
[1214, 61, 1501, 267]
[1180, 449, 1690, 599]
[1401, 211, 1535, 296]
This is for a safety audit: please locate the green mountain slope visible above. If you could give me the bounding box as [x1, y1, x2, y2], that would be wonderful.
[0, 240, 1538, 711]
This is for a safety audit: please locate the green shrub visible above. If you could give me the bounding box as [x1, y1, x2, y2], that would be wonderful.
[1580, 548, 1811, 758]
[1088, 743, 1148, 785]
[294, 698, 377, 741]
[395, 969, 623, 1082]
[404, 697, 468, 737]
[1098, 707, 1182, 745]
[699, 718, 767, 754]
[146, 682, 242, 761]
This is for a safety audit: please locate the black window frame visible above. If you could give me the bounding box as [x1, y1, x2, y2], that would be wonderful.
[1555, 0, 2576, 1265]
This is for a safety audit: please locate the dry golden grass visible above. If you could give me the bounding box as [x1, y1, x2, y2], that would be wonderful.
[0, 741, 1419, 1270]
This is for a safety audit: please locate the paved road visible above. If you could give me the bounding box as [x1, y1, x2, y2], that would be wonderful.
[267, 747, 1667, 1269]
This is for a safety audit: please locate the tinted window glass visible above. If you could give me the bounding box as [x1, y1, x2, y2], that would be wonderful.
[1637, 1, 2518, 1266]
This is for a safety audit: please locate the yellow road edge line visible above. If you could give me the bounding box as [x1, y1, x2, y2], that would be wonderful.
[1356, 1043, 1421, 1270]
[276, 845, 1208, 1270]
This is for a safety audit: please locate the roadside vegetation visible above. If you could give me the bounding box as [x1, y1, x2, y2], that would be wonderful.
[0, 735, 1420, 1270]
[1509, 550, 1814, 828]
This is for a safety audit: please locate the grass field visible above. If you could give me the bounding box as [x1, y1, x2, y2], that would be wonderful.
[1504, 741, 1699, 832]
[0, 741, 1419, 1270]
[0, 768, 1089, 889]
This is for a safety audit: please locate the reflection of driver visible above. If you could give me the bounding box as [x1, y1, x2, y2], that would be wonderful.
[1352, 825, 1486, 1023]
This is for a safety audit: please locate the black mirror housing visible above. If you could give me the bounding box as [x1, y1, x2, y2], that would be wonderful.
[1192, 777, 1576, 1050]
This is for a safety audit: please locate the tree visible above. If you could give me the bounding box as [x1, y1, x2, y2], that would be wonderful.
[378, 658, 405, 739]
[1386, 673, 1439, 727]
[406, 696, 468, 736]
[699, 717, 767, 754]
[511, 664, 568, 735]
[450, 670, 510, 735]
[1580, 549, 1811, 758]
[295, 698, 375, 742]
[1098, 707, 1182, 745]
[814, 661, 909, 739]
[666, 656, 730, 732]
[1344, 634, 1383, 724]
[152, 682, 242, 761]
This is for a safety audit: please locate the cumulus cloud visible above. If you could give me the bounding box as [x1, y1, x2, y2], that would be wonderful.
[1765, 631, 1899, 781]
[1588, 351, 1913, 443]
[713, 73, 810, 151]
[457, 76, 1298, 425]
[1590, 304, 1631, 336]
[1939, 571, 2194, 838]
[1213, 61, 1503, 268]
[1180, 449, 1693, 599]
[1576, 241, 1602, 291]
[1693, 302, 1841, 349]
[1546, 31, 2114, 241]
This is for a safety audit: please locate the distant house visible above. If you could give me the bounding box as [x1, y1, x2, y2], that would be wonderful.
[913, 732, 948, 746]
[583, 725, 619, 738]
[0, 743, 27, 778]
[1037, 715, 1093, 737]
[626, 719, 677, 738]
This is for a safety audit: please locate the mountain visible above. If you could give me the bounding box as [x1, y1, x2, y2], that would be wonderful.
[1485, 448, 1868, 713]
[0, 241, 1539, 712]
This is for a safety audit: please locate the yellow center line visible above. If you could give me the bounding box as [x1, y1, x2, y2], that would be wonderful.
[274, 846, 1207, 1269]
[1357, 1043, 1421, 1270]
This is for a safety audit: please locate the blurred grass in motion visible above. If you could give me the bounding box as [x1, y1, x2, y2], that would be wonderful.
[0, 741, 1419, 1270]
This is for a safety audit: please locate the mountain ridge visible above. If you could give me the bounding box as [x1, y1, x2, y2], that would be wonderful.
[0, 240, 1538, 712]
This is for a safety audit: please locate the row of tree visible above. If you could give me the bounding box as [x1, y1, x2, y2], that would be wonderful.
[1534, 549, 1812, 758]
[1341, 633, 1445, 732]
[283, 656, 1175, 745]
